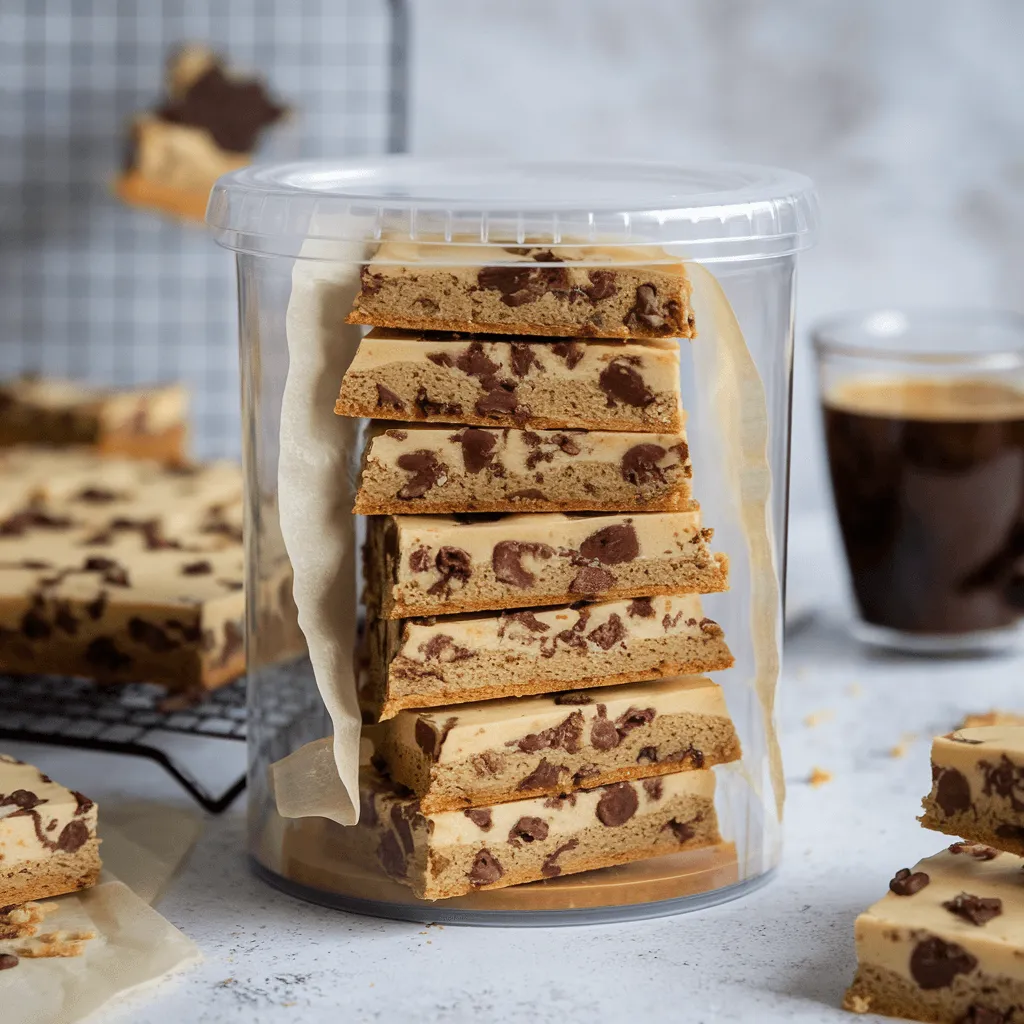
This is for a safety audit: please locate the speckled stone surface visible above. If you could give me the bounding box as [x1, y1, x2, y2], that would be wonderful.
[7, 521, 1024, 1023]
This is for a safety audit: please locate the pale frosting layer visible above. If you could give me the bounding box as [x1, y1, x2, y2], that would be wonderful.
[364, 241, 690, 270]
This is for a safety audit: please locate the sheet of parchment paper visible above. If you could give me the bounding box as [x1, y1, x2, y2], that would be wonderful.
[0, 880, 200, 1024]
[269, 255, 783, 835]
[271, 238, 367, 825]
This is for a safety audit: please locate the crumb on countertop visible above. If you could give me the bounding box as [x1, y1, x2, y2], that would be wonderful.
[803, 709, 835, 728]
[808, 766, 833, 787]
[888, 733, 918, 758]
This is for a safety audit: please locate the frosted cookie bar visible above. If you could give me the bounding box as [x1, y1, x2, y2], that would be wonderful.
[920, 726, 1024, 855]
[358, 761, 719, 899]
[0, 755, 101, 907]
[346, 242, 696, 340]
[366, 594, 733, 719]
[845, 844, 1024, 1023]
[375, 676, 741, 812]
[336, 330, 684, 432]
[0, 377, 187, 464]
[353, 425, 693, 515]
[364, 510, 728, 618]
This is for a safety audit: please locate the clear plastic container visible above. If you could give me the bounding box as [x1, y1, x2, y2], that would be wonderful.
[208, 158, 819, 924]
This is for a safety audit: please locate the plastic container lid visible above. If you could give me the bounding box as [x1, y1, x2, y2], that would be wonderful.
[207, 157, 818, 263]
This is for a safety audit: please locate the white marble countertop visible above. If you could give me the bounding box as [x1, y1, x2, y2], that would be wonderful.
[8, 519, 1024, 1024]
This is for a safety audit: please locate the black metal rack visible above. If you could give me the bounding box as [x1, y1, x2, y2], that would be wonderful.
[0, 661, 320, 814]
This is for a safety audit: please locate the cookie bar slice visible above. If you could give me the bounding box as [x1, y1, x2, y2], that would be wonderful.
[845, 844, 1024, 1022]
[353, 424, 693, 515]
[0, 755, 101, 907]
[359, 761, 719, 900]
[366, 594, 733, 719]
[364, 510, 728, 618]
[920, 726, 1024, 854]
[346, 242, 696, 340]
[336, 329, 684, 432]
[0, 378, 187, 464]
[375, 675, 741, 812]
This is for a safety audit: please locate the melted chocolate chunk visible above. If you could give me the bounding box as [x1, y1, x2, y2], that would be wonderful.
[642, 777, 664, 800]
[624, 284, 677, 334]
[396, 450, 447, 499]
[596, 782, 639, 826]
[627, 597, 655, 618]
[86, 591, 108, 621]
[579, 523, 640, 565]
[980, 754, 1024, 812]
[419, 634, 473, 662]
[514, 711, 584, 755]
[455, 342, 500, 379]
[56, 819, 89, 853]
[468, 849, 504, 886]
[934, 766, 972, 816]
[409, 546, 431, 573]
[415, 388, 462, 418]
[586, 271, 618, 301]
[20, 608, 51, 640]
[517, 759, 563, 791]
[426, 352, 453, 367]
[621, 444, 668, 486]
[452, 428, 497, 474]
[587, 613, 627, 651]
[0, 954, 17, 971]
[0, 789, 43, 810]
[616, 707, 656, 735]
[943, 892, 1003, 925]
[492, 541, 553, 588]
[948, 842, 999, 860]
[889, 868, 930, 896]
[550, 341, 584, 370]
[128, 618, 178, 653]
[477, 263, 570, 308]
[909, 936, 978, 990]
[464, 808, 493, 831]
[499, 610, 550, 635]
[385, 428, 408, 441]
[510, 343, 539, 377]
[663, 818, 696, 843]
[599, 359, 655, 408]
[541, 838, 579, 878]
[376, 384, 406, 411]
[475, 380, 522, 419]
[637, 746, 659, 764]
[85, 637, 132, 672]
[181, 560, 213, 576]
[569, 565, 616, 595]
[553, 690, 594, 705]
[72, 791, 94, 816]
[590, 717, 620, 751]
[428, 547, 472, 595]
[508, 816, 549, 846]
[76, 487, 118, 503]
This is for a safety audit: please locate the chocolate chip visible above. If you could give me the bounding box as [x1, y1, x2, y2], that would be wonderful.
[553, 691, 593, 705]
[419, 634, 473, 662]
[579, 524, 640, 566]
[498, 610, 551, 636]
[599, 359, 655, 408]
[541, 838, 579, 878]
[510, 343, 539, 377]
[642, 778, 664, 800]
[596, 782, 639, 826]
[129, 617, 178, 653]
[628, 597, 655, 618]
[637, 746, 659, 764]
[514, 711, 584, 755]
[517, 759, 563, 791]
[455, 341, 500, 379]
[477, 264, 570, 307]
[396, 451, 447, 499]
[428, 546, 472, 595]
[909, 936, 978, 990]
[624, 284, 675, 333]
[385, 428, 409, 441]
[452, 428, 497, 474]
[590, 717, 620, 751]
[464, 808, 493, 831]
[376, 384, 406, 411]
[980, 754, 1024, 812]
[943, 892, 1003, 925]
[492, 540, 553, 588]
[21, 608, 51, 640]
[508, 816, 549, 846]
[56, 819, 90, 853]
[85, 637, 132, 672]
[0, 954, 17, 971]
[475, 380, 522, 419]
[427, 352, 453, 367]
[586, 270, 617, 301]
[72, 791, 94, 816]
[0, 789, 42, 810]
[182, 560, 213, 575]
[616, 707, 656, 735]
[889, 868, 930, 896]
[948, 842, 999, 860]
[935, 766, 972, 816]
[409, 546, 431, 573]
[663, 818, 695, 842]
[569, 565, 617, 594]
[468, 849, 504, 886]
[587, 613, 627, 650]
[621, 444, 667, 486]
[86, 591, 108, 621]
[551, 341, 584, 369]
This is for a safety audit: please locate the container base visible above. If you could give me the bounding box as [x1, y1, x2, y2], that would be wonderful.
[851, 619, 1024, 656]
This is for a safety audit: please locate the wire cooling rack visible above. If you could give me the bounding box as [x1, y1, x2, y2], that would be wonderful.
[0, 0, 408, 460]
[0, 659, 320, 813]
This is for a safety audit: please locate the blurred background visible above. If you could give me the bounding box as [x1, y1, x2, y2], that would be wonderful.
[2, 0, 1022, 513]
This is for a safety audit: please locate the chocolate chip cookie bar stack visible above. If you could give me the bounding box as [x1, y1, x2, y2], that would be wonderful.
[336, 244, 741, 899]
[845, 724, 1024, 1022]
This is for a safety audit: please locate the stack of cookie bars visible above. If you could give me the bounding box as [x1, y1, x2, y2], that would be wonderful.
[335, 243, 742, 900]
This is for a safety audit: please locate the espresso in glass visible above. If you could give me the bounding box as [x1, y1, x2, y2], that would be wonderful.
[814, 310, 1024, 653]
[824, 378, 1024, 637]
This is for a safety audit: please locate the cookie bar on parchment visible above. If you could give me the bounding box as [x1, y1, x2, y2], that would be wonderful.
[346, 242, 696, 340]
[357, 760, 719, 900]
[374, 675, 741, 812]
[353, 424, 693, 515]
[365, 593, 733, 719]
[364, 510, 727, 618]
[336, 330, 684, 433]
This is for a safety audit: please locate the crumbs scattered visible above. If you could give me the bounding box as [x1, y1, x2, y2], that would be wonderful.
[808, 767, 833, 788]
[803, 709, 834, 728]
[14, 929, 96, 958]
[888, 733, 917, 758]
[847, 683, 863, 698]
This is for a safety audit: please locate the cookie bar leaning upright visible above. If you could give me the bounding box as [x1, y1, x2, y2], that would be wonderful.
[374, 675, 741, 812]
[336, 330, 684, 433]
[366, 594, 733, 719]
[0, 755, 101, 907]
[356, 760, 721, 900]
[845, 844, 1024, 1022]
[353, 425, 693, 515]
[920, 725, 1024, 855]
[346, 242, 696, 340]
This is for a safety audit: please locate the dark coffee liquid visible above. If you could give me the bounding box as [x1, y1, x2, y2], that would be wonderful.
[824, 379, 1024, 634]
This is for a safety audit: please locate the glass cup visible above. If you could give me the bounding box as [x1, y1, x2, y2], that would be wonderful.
[813, 309, 1024, 654]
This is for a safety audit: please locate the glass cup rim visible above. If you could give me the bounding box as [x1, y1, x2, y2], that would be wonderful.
[811, 307, 1024, 368]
